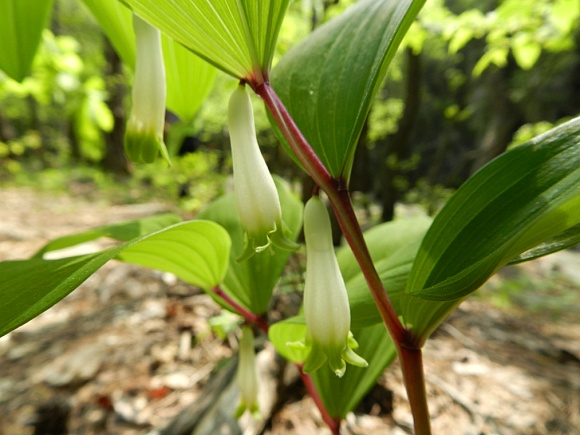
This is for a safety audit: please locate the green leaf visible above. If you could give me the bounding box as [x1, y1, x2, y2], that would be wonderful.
[312, 323, 396, 418]
[80, 0, 136, 67]
[162, 35, 217, 122]
[117, 221, 231, 288]
[508, 223, 580, 264]
[268, 315, 308, 363]
[511, 33, 542, 70]
[0, 0, 54, 82]
[120, 0, 290, 81]
[198, 177, 303, 314]
[0, 220, 230, 338]
[81, 0, 216, 122]
[270, 0, 426, 180]
[407, 117, 580, 302]
[33, 213, 182, 258]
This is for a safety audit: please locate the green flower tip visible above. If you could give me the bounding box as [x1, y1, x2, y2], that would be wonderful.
[302, 333, 368, 378]
[124, 129, 170, 164]
[234, 401, 261, 420]
[125, 13, 169, 166]
[237, 221, 300, 262]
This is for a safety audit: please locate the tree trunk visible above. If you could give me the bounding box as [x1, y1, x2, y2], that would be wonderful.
[101, 38, 130, 175]
[469, 62, 520, 174]
[379, 48, 421, 222]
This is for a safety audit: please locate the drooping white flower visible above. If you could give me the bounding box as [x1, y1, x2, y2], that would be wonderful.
[124, 14, 170, 164]
[302, 196, 367, 377]
[235, 326, 260, 419]
[228, 85, 299, 261]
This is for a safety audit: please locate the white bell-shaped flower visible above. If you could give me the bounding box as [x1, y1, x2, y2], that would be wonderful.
[124, 14, 170, 164]
[235, 326, 260, 418]
[302, 196, 367, 377]
[228, 85, 299, 261]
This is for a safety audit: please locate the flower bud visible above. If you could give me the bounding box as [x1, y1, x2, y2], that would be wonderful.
[235, 326, 260, 419]
[124, 14, 170, 164]
[302, 196, 367, 377]
[228, 85, 299, 261]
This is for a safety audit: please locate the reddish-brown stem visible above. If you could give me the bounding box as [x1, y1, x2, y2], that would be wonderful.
[211, 286, 341, 432]
[253, 82, 335, 194]
[254, 81, 432, 434]
[329, 189, 407, 344]
[254, 82, 405, 344]
[298, 364, 341, 435]
[399, 346, 432, 435]
[212, 286, 269, 334]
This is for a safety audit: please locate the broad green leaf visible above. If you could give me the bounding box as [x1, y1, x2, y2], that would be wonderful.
[120, 0, 290, 81]
[80, 0, 136, 67]
[117, 221, 231, 288]
[0, 0, 54, 82]
[33, 213, 182, 258]
[162, 35, 216, 122]
[81, 0, 216, 122]
[198, 177, 303, 314]
[312, 323, 396, 418]
[407, 117, 580, 302]
[0, 220, 230, 338]
[270, 0, 426, 180]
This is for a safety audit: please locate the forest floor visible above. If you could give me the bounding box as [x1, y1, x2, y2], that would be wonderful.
[0, 186, 579, 435]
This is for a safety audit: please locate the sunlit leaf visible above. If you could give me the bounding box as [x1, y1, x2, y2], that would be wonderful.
[0, 220, 230, 338]
[162, 36, 216, 122]
[117, 221, 231, 289]
[33, 214, 182, 258]
[0, 0, 54, 82]
[268, 315, 308, 363]
[407, 117, 580, 302]
[511, 33, 541, 70]
[270, 0, 426, 180]
[120, 0, 290, 81]
[80, 0, 136, 67]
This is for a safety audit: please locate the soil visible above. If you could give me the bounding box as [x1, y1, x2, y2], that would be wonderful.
[0, 187, 579, 435]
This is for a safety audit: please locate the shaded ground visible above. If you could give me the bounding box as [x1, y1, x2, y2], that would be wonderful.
[0, 187, 579, 434]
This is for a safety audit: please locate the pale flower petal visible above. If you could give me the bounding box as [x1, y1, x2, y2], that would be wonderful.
[228, 86, 299, 260]
[303, 196, 368, 377]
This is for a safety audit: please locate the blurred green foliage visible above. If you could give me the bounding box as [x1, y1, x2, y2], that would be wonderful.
[0, 0, 578, 220]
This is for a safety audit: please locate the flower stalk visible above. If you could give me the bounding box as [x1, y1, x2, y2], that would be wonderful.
[235, 326, 260, 419]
